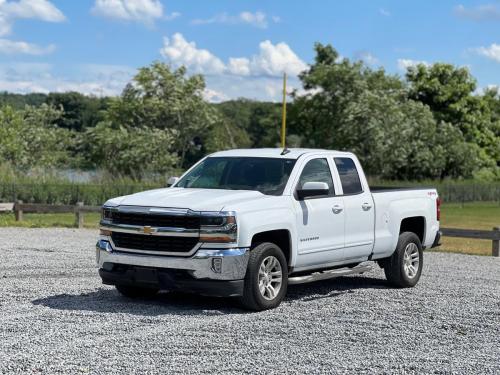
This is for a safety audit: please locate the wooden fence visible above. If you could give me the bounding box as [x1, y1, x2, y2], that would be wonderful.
[441, 227, 500, 257]
[13, 201, 101, 229]
[4, 201, 500, 256]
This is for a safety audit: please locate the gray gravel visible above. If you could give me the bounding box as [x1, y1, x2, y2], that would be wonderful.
[0, 228, 499, 374]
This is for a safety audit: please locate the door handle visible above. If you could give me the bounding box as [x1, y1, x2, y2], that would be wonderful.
[362, 203, 372, 211]
[332, 205, 343, 214]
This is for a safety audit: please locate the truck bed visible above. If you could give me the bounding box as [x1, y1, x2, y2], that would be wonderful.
[370, 186, 434, 193]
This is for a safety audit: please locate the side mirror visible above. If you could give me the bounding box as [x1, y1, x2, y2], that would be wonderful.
[297, 181, 329, 200]
[167, 176, 179, 187]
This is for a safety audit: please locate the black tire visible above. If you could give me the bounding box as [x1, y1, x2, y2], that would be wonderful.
[115, 285, 159, 299]
[383, 232, 423, 288]
[238, 242, 288, 311]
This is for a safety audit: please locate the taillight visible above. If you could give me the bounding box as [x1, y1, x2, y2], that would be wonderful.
[436, 197, 441, 221]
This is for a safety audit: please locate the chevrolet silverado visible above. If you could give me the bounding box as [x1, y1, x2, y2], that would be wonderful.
[97, 148, 441, 310]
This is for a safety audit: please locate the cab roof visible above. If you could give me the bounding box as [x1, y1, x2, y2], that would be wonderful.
[210, 148, 354, 160]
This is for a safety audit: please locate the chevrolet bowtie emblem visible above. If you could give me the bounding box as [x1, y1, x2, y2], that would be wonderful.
[143, 226, 154, 235]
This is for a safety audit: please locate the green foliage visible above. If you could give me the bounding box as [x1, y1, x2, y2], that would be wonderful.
[202, 117, 252, 154]
[0, 92, 47, 109]
[290, 43, 499, 180]
[46, 92, 109, 131]
[406, 63, 500, 175]
[217, 99, 283, 148]
[84, 121, 178, 177]
[0, 104, 72, 170]
[0, 51, 498, 183]
[106, 62, 222, 168]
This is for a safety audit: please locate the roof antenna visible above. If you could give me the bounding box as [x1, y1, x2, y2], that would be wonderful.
[280, 72, 290, 156]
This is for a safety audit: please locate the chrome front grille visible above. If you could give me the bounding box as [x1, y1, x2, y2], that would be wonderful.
[102, 207, 201, 256]
[111, 232, 199, 254]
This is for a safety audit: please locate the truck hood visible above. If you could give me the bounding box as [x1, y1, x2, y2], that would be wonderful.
[109, 188, 265, 212]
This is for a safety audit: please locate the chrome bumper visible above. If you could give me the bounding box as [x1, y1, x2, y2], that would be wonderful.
[96, 240, 250, 281]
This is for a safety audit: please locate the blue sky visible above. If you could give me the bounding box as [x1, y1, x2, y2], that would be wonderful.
[0, 0, 499, 101]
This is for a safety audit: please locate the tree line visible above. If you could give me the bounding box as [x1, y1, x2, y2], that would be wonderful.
[0, 43, 499, 181]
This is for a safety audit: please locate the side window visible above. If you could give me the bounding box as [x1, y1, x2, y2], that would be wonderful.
[334, 157, 363, 195]
[297, 158, 334, 196]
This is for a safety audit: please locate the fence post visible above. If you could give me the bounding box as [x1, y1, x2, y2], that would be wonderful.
[75, 202, 84, 229]
[493, 227, 499, 257]
[14, 200, 23, 222]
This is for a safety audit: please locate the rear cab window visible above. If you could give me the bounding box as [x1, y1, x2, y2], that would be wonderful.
[334, 157, 363, 195]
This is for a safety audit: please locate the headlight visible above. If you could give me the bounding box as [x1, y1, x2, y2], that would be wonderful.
[199, 212, 237, 243]
[101, 207, 113, 221]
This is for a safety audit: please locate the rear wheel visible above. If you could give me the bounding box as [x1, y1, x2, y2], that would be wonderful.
[115, 285, 159, 298]
[238, 242, 288, 311]
[384, 232, 423, 287]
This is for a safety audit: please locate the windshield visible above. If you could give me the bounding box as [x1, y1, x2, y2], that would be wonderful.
[176, 157, 296, 196]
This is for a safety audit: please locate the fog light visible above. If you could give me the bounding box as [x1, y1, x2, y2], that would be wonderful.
[211, 258, 222, 273]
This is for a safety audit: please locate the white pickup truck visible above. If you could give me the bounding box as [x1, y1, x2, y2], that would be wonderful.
[97, 148, 441, 310]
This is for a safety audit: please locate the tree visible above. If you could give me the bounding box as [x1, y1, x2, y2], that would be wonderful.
[406, 63, 499, 178]
[216, 99, 281, 147]
[288, 43, 482, 180]
[105, 62, 221, 169]
[84, 121, 177, 177]
[0, 104, 71, 170]
[46, 92, 109, 131]
[0, 92, 47, 109]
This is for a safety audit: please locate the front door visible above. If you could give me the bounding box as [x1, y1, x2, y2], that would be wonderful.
[293, 157, 345, 269]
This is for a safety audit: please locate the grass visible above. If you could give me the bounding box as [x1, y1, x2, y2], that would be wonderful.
[0, 212, 100, 229]
[0, 202, 498, 256]
[437, 202, 500, 256]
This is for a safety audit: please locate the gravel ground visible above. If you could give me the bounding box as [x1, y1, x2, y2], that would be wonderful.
[0, 228, 499, 374]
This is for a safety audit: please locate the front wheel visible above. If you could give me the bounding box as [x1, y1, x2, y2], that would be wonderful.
[383, 232, 423, 287]
[238, 242, 288, 311]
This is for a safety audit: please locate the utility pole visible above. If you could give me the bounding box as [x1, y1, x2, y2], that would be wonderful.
[281, 72, 287, 149]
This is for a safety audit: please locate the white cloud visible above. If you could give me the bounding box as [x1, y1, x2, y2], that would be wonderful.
[0, 63, 135, 96]
[248, 40, 307, 77]
[160, 33, 307, 78]
[0, 0, 65, 36]
[160, 33, 226, 75]
[205, 74, 302, 102]
[192, 11, 277, 29]
[0, 60, 306, 102]
[355, 51, 379, 66]
[0, 0, 65, 22]
[474, 43, 500, 63]
[0, 14, 11, 36]
[239, 11, 267, 28]
[379, 8, 391, 17]
[228, 57, 250, 76]
[0, 38, 55, 55]
[165, 11, 180, 21]
[454, 4, 500, 21]
[202, 88, 228, 103]
[397, 58, 430, 71]
[91, 0, 165, 24]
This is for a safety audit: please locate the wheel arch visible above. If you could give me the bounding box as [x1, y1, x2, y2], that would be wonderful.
[399, 216, 426, 244]
[251, 229, 292, 267]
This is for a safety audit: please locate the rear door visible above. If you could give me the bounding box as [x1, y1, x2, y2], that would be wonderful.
[292, 156, 345, 268]
[333, 157, 375, 260]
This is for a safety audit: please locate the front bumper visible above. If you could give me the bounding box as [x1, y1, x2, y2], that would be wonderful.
[96, 240, 250, 295]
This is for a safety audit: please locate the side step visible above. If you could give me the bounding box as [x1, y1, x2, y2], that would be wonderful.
[288, 263, 373, 285]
